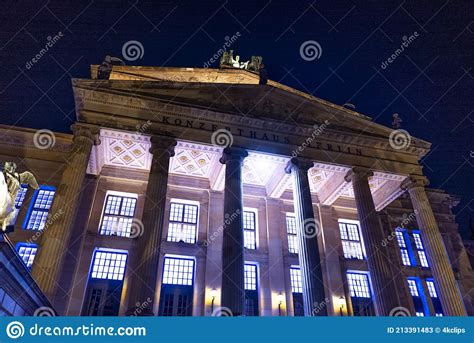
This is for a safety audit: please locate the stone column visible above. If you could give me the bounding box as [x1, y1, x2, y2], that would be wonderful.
[32, 123, 99, 304]
[285, 157, 327, 316]
[345, 167, 399, 316]
[127, 135, 176, 316]
[401, 176, 466, 316]
[219, 147, 248, 316]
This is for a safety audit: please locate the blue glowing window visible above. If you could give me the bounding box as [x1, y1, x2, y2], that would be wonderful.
[16, 243, 37, 269]
[99, 194, 137, 237]
[162, 257, 194, 286]
[426, 279, 443, 316]
[14, 185, 28, 208]
[286, 214, 298, 254]
[243, 210, 257, 250]
[167, 202, 198, 244]
[90, 249, 127, 281]
[395, 230, 414, 266]
[24, 186, 55, 230]
[426, 280, 438, 298]
[339, 221, 364, 260]
[407, 279, 419, 296]
[407, 277, 429, 316]
[412, 232, 429, 267]
[346, 272, 371, 298]
[244, 264, 257, 291]
[290, 267, 302, 293]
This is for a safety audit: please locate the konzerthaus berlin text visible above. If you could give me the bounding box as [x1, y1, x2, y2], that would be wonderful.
[0, 61, 473, 317]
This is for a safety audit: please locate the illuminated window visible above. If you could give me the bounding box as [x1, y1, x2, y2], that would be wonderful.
[339, 220, 364, 260]
[167, 201, 198, 244]
[412, 232, 429, 267]
[346, 272, 371, 298]
[426, 279, 443, 316]
[286, 214, 298, 254]
[407, 278, 428, 316]
[290, 267, 302, 293]
[24, 186, 55, 230]
[243, 210, 257, 250]
[244, 264, 257, 291]
[162, 257, 194, 286]
[14, 185, 28, 208]
[90, 249, 127, 281]
[99, 193, 137, 237]
[16, 243, 37, 269]
[395, 230, 415, 266]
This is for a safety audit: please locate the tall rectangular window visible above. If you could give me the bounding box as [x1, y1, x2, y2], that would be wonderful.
[290, 266, 304, 316]
[244, 263, 259, 316]
[407, 278, 428, 316]
[11, 184, 27, 225]
[346, 272, 374, 316]
[16, 243, 38, 269]
[243, 210, 257, 250]
[426, 279, 443, 316]
[162, 257, 195, 286]
[90, 249, 128, 281]
[395, 230, 415, 266]
[412, 232, 429, 267]
[286, 214, 298, 254]
[167, 201, 198, 244]
[24, 186, 55, 230]
[99, 193, 137, 237]
[339, 220, 364, 260]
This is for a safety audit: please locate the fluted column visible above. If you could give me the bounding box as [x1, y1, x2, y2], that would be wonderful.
[345, 167, 399, 316]
[32, 123, 99, 304]
[401, 176, 466, 316]
[285, 157, 327, 316]
[127, 135, 176, 316]
[219, 147, 248, 316]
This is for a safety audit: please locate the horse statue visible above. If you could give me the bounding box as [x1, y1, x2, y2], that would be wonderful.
[0, 162, 38, 233]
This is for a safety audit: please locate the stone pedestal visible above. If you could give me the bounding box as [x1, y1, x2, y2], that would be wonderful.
[345, 167, 399, 316]
[402, 176, 467, 316]
[32, 123, 99, 305]
[219, 147, 248, 316]
[126, 135, 176, 316]
[286, 157, 327, 316]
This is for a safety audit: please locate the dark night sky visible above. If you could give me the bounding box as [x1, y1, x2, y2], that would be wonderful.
[0, 1, 472, 237]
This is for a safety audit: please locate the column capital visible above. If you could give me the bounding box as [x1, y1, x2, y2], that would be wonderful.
[344, 167, 373, 182]
[71, 123, 100, 145]
[400, 175, 429, 191]
[219, 147, 248, 165]
[149, 135, 177, 157]
[284, 157, 314, 174]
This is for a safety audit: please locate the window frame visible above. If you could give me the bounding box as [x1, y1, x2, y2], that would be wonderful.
[166, 199, 200, 244]
[89, 248, 128, 281]
[22, 185, 56, 230]
[412, 231, 429, 268]
[346, 271, 372, 299]
[243, 207, 258, 250]
[15, 242, 38, 269]
[161, 255, 196, 286]
[395, 229, 417, 266]
[98, 191, 138, 237]
[286, 213, 298, 254]
[289, 266, 303, 294]
[338, 219, 366, 260]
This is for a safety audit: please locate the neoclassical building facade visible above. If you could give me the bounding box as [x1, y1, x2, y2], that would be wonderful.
[1, 64, 473, 317]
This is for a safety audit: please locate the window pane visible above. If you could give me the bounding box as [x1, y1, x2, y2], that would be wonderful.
[286, 215, 298, 254]
[407, 279, 419, 296]
[99, 194, 137, 237]
[16, 243, 38, 269]
[167, 202, 198, 244]
[346, 272, 371, 298]
[290, 267, 302, 293]
[426, 280, 438, 298]
[339, 222, 364, 260]
[244, 264, 257, 290]
[243, 211, 257, 250]
[14, 185, 28, 208]
[26, 187, 55, 230]
[162, 257, 194, 286]
[90, 250, 128, 280]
